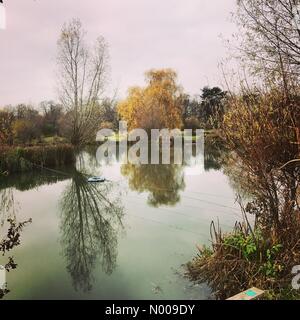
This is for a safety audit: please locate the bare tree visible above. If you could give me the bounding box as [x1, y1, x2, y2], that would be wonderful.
[57, 18, 109, 146]
[236, 0, 300, 93]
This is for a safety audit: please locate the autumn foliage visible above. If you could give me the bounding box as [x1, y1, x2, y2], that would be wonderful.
[118, 69, 183, 131]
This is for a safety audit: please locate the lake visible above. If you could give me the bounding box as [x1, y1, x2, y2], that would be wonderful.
[0, 145, 241, 300]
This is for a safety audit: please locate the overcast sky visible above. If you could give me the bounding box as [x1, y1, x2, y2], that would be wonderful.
[0, 0, 237, 106]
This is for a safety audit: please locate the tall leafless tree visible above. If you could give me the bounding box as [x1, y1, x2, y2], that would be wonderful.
[57, 18, 109, 146]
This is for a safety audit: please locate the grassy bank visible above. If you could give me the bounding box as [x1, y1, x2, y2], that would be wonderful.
[186, 219, 300, 300]
[104, 130, 216, 143]
[0, 144, 75, 174]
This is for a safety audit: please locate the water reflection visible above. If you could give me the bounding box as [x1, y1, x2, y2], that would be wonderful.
[120, 138, 227, 207]
[59, 170, 124, 292]
[0, 173, 33, 298]
[204, 137, 228, 171]
[0, 138, 228, 297]
[0, 188, 17, 226]
[1, 168, 125, 294]
[0, 170, 68, 225]
[121, 164, 185, 207]
[0, 170, 68, 192]
[0, 218, 32, 299]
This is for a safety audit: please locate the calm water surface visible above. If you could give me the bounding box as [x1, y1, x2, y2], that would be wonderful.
[0, 148, 240, 300]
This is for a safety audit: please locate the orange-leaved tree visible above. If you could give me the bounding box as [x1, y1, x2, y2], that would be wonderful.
[118, 69, 183, 131]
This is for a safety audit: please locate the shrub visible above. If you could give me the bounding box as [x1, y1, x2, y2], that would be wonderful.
[186, 221, 297, 300]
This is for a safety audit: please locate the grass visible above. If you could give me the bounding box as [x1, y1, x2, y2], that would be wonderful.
[104, 130, 216, 143]
[41, 135, 69, 144]
[106, 133, 127, 142]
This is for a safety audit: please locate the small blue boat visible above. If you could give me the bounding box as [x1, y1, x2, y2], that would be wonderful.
[87, 176, 106, 183]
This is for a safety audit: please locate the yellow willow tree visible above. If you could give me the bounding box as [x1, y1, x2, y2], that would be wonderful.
[118, 69, 183, 131]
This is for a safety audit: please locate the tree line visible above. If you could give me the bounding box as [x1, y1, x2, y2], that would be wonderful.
[0, 99, 118, 146]
[0, 82, 226, 147]
[1, 19, 227, 147]
[117, 68, 227, 133]
[0, 85, 227, 146]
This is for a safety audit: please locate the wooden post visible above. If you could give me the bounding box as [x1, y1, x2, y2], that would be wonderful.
[227, 287, 265, 300]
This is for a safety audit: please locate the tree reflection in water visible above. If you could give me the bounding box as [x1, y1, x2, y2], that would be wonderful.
[0, 188, 17, 227]
[0, 171, 62, 299]
[120, 138, 227, 207]
[59, 170, 124, 292]
[121, 163, 185, 207]
[204, 136, 228, 171]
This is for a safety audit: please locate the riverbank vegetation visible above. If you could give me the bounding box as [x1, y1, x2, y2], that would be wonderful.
[0, 144, 75, 174]
[186, 0, 300, 299]
[187, 89, 300, 299]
